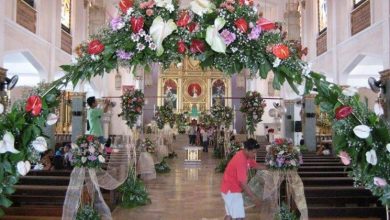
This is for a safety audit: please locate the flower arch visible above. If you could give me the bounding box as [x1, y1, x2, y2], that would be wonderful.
[0, 0, 389, 216]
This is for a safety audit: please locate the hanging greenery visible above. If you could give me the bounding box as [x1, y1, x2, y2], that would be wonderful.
[119, 168, 151, 208]
[119, 89, 145, 129]
[240, 91, 266, 135]
[175, 113, 187, 134]
[154, 105, 175, 129]
[76, 205, 101, 220]
[210, 105, 233, 128]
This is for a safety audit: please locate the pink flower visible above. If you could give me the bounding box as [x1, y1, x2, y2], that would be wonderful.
[146, 9, 154, 16]
[338, 151, 351, 165]
[373, 177, 388, 188]
[220, 29, 236, 46]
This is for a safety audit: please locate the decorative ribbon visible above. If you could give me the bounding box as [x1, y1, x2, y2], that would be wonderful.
[245, 170, 308, 220]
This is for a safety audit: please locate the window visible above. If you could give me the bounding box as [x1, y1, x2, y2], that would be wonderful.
[318, 0, 327, 34]
[353, 0, 367, 8]
[23, 0, 35, 8]
[61, 0, 71, 33]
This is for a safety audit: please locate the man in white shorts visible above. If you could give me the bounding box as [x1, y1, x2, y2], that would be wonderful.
[220, 138, 264, 219]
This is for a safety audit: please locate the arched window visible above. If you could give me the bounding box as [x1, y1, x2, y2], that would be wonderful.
[23, 0, 35, 8]
[353, 0, 367, 8]
[318, 0, 327, 34]
[61, 0, 71, 33]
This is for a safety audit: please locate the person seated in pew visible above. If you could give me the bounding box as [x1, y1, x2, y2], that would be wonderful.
[316, 143, 332, 156]
[53, 147, 65, 170]
[63, 143, 73, 170]
[40, 149, 54, 170]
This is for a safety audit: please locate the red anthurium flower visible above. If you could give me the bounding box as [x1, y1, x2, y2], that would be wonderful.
[256, 17, 276, 31]
[177, 41, 187, 54]
[87, 135, 94, 142]
[190, 39, 206, 54]
[136, 106, 142, 113]
[274, 138, 284, 145]
[119, 0, 133, 14]
[272, 44, 290, 59]
[88, 40, 105, 55]
[130, 17, 144, 33]
[335, 106, 353, 120]
[177, 11, 191, 27]
[25, 95, 42, 116]
[238, 0, 245, 5]
[187, 22, 198, 33]
[234, 18, 248, 33]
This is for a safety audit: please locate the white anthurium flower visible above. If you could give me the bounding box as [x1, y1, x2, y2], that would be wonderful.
[98, 155, 106, 163]
[81, 157, 87, 163]
[155, 0, 172, 8]
[0, 103, 4, 114]
[278, 150, 285, 155]
[353, 125, 371, 139]
[206, 17, 226, 53]
[366, 149, 378, 165]
[71, 143, 79, 149]
[32, 136, 48, 152]
[190, 0, 215, 17]
[46, 113, 59, 126]
[265, 145, 271, 152]
[0, 131, 19, 154]
[300, 62, 312, 76]
[17, 161, 31, 176]
[149, 16, 177, 56]
[273, 58, 281, 67]
[290, 160, 297, 166]
[71, 55, 78, 64]
[89, 146, 96, 154]
[386, 143, 390, 153]
[342, 87, 358, 97]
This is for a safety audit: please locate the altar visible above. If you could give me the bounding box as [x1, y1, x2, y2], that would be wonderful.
[183, 146, 203, 163]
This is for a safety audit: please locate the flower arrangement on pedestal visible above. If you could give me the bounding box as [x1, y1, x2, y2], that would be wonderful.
[265, 138, 303, 170]
[119, 89, 145, 129]
[154, 105, 175, 129]
[240, 91, 266, 136]
[143, 138, 155, 153]
[71, 135, 106, 169]
[210, 104, 233, 128]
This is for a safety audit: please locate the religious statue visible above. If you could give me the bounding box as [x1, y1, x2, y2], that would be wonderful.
[188, 83, 201, 98]
[164, 86, 177, 109]
[191, 104, 199, 120]
[192, 86, 198, 98]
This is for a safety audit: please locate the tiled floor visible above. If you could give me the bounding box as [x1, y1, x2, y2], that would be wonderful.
[112, 135, 381, 220]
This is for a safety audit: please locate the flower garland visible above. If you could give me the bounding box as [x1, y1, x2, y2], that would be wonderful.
[119, 89, 145, 129]
[316, 85, 390, 205]
[240, 91, 266, 135]
[154, 105, 175, 129]
[210, 104, 233, 128]
[71, 135, 106, 169]
[265, 138, 303, 170]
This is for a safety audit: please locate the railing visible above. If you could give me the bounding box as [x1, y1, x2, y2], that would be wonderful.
[351, 0, 370, 36]
[61, 29, 72, 54]
[316, 31, 327, 56]
[16, 0, 37, 33]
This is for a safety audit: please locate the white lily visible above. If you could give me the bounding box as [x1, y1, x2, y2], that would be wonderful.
[190, 0, 215, 17]
[98, 155, 106, 163]
[32, 136, 48, 152]
[365, 149, 378, 165]
[206, 17, 226, 53]
[273, 58, 281, 67]
[81, 157, 87, 163]
[149, 16, 177, 56]
[155, 0, 172, 8]
[0, 103, 4, 114]
[17, 161, 31, 176]
[46, 113, 59, 126]
[0, 131, 20, 154]
[342, 87, 358, 97]
[353, 125, 371, 139]
[71, 143, 79, 149]
[386, 143, 390, 153]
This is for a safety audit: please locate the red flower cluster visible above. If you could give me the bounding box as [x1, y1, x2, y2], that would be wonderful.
[88, 40, 105, 55]
[274, 138, 284, 145]
[177, 41, 187, 54]
[119, 0, 133, 14]
[25, 96, 42, 117]
[272, 44, 290, 59]
[176, 11, 191, 27]
[256, 17, 276, 31]
[130, 17, 144, 33]
[235, 18, 248, 33]
[87, 135, 94, 142]
[190, 39, 206, 54]
[335, 106, 353, 120]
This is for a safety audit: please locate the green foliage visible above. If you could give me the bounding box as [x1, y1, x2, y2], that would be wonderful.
[210, 105, 233, 128]
[175, 113, 187, 134]
[155, 159, 171, 173]
[119, 168, 151, 208]
[274, 203, 298, 220]
[240, 91, 266, 135]
[76, 205, 100, 220]
[216, 143, 241, 172]
[154, 105, 175, 129]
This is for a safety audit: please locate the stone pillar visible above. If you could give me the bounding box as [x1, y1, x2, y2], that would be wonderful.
[303, 94, 317, 152]
[380, 69, 390, 121]
[71, 93, 86, 142]
[284, 100, 295, 140]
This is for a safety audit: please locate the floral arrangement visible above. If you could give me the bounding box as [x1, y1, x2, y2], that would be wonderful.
[119, 167, 151, 208]
[76, 205, 100, 220]
[154, 105, 175, 129]
[119, 89, 144, 129]
[60, 0, 308, 94]
[240, 91, 266, 135]
[155, 159, 171, 173]
[143, 138, 155, 153]
[0, 85, 60, 216]
[175, 113, 187, 134]
[265, 138, 303, 170]
[70, 135, 106, 169]
[200, 112, 215, 127]
[210, 104, 233, 127]
[275, 203, 298, 220]
[316, 85, 390, 205]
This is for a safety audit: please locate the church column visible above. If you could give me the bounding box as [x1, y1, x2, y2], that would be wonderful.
[0, 0, 5, 65]
[380, 70, 390, 121]
[303, 94, 317, 151]
[284, 100, 294, 140]
[71, 93, 86, 142]
[383, 0, 390, 69]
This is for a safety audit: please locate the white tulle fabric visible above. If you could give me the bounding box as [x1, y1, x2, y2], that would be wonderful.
[137, 151, 156, 180]
[62, 139, 132, 220]
[156, 136, 168, 162]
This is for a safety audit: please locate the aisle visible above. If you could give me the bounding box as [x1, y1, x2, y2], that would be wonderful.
[112, 135, 226, 220]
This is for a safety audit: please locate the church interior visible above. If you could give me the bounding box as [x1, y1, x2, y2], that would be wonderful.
[0, 0, 390, 219]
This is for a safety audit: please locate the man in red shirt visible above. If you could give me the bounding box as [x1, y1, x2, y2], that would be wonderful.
[221, 138, 264, 220]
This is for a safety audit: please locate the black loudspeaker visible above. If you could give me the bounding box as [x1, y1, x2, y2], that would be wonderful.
[294, 121, 302, 132]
